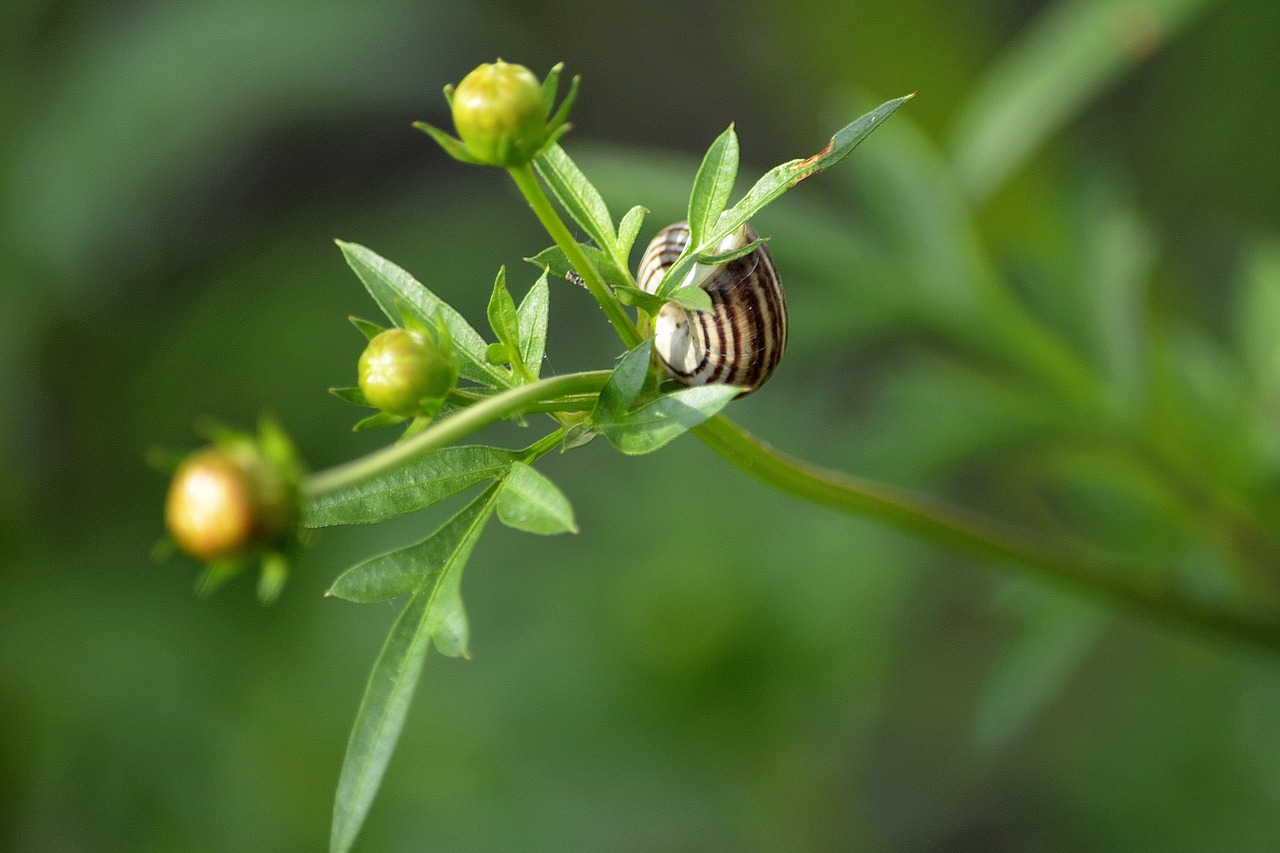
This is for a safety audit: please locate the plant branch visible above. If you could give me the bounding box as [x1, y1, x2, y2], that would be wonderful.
[507, 161, 642, 348]
[304, 371, 611, 500]
[693, 414, 1280, 654]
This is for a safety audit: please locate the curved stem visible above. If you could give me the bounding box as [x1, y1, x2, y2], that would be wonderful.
[305, 371, 611, 500]
[693, 414, 1280, 653]
[507, 161, 642, 348]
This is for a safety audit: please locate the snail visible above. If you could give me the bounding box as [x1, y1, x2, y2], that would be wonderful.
[636, 221, 786, 395]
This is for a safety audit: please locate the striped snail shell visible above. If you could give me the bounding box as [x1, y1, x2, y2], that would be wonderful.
[636, 221, 786, 395]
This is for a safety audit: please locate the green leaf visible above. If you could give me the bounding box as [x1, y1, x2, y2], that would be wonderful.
[353, 412, 406, 432]
[336, 241, 510, 388]
[304, 445, 516, 527]
[497, 461, 577, 534]
[533, 144, 617, 254]
[526, 242, 629, 291]
[667, 285, 713, 313]
[546, 74, 579, 136]
[486, 267, 522, 370]
[257, 552, 289, 604]
[326, 482, 499, 604]
[330, 584, 433, 853]
[330, 386, 372, 407]
[616, 205, 648, 259]
[949, 0, 1214, 203]
[612, 284, 670, 313]
[655, 95, 912, 298]
[695, 235, 769, 266]
[598, 384, 740, 455]
[688, 124, 739, 247]
[349, 316, 385, 341]
[517, 270, 550, 378]
[592, 339, 654, 425]
[412, 120, 484, 165]
[540, 62, 564, 120]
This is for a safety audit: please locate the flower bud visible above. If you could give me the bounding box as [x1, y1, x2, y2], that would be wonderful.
[165, 446, 293, 561]
[450, 60, 546, 166]
[358, 327, 457, 416]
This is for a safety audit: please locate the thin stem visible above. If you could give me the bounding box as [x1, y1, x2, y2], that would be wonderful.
[692, 414, 1280, 654]
[507, 161, 642, 348]
[305, 371, 611, 499]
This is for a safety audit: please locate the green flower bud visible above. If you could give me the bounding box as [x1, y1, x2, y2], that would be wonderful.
[165, 446, 293, 561]
[358, 327, 457, 416]
[450, 60, 547, 166]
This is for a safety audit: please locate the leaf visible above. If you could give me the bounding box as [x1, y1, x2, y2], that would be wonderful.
[257, 552, 289, 604]
[974, 596, 1107, 756]
[949, 0, 1214, 203]
[336, 241, 510, 388]
[497, 461, 577, 534]
[599, 384, 740, 455]
[688, 124, 739, 247]
[349, 316, 385, 341]
[517, 270, 550, 378]
[695, 235, 769, 266]
[612, 284, 669, 313]
[533, 144, 617, 254]
[353, 412, 405, 432]
[540, 62, 564, 120]
[592, 339, 654, 425]
[525, 243, 630, 292]
[330, 386, 372, 407]
[326, 482, 499, 604]
[616, 205, 648, 259]
[412, 120, 484, 165]
[304, 445, 516, 527]
[330, 584, 433, 853]
[667, 285, 713, 313]
[486, 267, 522, 369]
[655, 95, 913, 297]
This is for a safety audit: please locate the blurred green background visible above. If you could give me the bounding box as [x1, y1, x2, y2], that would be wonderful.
[6, 0, 1280, 850]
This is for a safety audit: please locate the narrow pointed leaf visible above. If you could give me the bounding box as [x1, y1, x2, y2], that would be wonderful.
[667, 285, 714, 312]
[656, 95, 913, 298]
[304, 445, 516, 527]
[546, 75, 579, 135]
[329, 586, 431, 853]
[599, 384, 740, 455]
[526, 243, 629, 291]
[257, 552, 289, 604]
[486, 268, 522, 368]
[412, 120, 484, 165]
[349, 316, 385, 341]
[326, 483, 499, 603]
[540, 62, 564, 119]
[592, 339, 654, 425]
[517, 271, 550, 377]
[353, 412, 406, 432]
[330, 386, 372, 407]
[688, 125, 739, 247]
[695, 235, 770, 266]
[337, 241, 510, 388]
[617, 205, 649, 259]
[497, 462, 578, 534]
[533, 144, 616, 253]
[612, 284, 670, 313]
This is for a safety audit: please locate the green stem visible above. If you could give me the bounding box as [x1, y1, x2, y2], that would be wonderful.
[692, 414, 1280, 653]
[507, 161, 642, 348]
[305, 371, 610, 499]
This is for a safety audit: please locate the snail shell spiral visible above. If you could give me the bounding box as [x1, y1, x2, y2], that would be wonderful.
[636, 221, 786, 395]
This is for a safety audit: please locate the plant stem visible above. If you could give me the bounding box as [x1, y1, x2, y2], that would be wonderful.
[507, 161, 642, 348]
[692, 414, 1280, 654]
[304, 371, 611, 500]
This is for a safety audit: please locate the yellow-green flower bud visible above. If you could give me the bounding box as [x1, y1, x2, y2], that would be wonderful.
[165, 447, 292, 561]
[358, 328, 457, 416]
[451, 60, 546, 166]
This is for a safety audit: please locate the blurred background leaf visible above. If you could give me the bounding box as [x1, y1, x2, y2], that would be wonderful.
[5, 0, 1280, 851]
